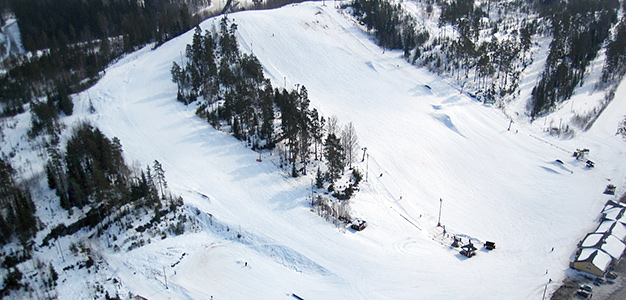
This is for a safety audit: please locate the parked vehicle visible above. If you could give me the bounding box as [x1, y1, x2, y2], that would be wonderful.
[576, 288, 591, 298]
[607, 271, 618, 280]
[579, 284, 592, 292]
[604, 184, 616, 195]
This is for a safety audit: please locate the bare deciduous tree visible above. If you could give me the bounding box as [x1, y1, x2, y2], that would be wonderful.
[327, 115, 339, 136]
[341, 122, 359, 169]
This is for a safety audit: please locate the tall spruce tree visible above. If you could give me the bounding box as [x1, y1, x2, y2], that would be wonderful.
[324, 133, 344, 183]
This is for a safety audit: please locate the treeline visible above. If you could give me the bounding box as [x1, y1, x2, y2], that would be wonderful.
[173, 17, 360, 190]
[0, 0, 196, 118]
[531, 0, 619, 117]
[347, 0, 430, 58]
[0, 157, 38, 246]
[9, 0, 192, 51]
[0, 43, 102, 118]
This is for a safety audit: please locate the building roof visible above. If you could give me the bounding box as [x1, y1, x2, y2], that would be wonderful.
[581, 233, 604, 248]
[600, 235, 626, 259]
[604, 208, 624, 221]
[578, 248, 596, 261]
[576, 248, 612, 273]
[592, 251, 612, 273]
[602, 200, 624, 211]
[595, 220, 626, 241]
[574, 201, 626, 275]
[596, 220, 613, 233]
[602, 201, 625, 223]
[612, 222, 626, 241]
[580, 231, 626, 260]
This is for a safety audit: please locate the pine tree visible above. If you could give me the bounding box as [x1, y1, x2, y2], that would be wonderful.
[53, 84, 73, 116]
[324, 133, 344, 184]
[49, 264, 58, 285]
[29, 98, 60, 137]
[310, 109, 324, 160]
[260, 84, 275, 145]
[297, 86, 311, 174]
[315, 167, 324, 189]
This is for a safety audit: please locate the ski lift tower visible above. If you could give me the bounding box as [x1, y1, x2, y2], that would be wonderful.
[437, 198, 443, 227]
[361, 147, 368, 182]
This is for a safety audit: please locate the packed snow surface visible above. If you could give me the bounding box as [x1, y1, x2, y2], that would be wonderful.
[58, 2, 626, 299]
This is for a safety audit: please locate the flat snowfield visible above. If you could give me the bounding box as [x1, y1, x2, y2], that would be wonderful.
[70, 2, 626, 299]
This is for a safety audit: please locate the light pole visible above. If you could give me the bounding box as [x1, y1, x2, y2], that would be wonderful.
[366, 153, 369, 182]
[437, 198, 443, 227]
[311, 178, 314, 206]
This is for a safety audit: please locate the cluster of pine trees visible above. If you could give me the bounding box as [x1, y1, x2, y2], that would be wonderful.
[532, 0, 620, 117]
[173, 17, 360, 185]
[618, 117, 626, 138]
[45, 123, 164, 215]
[0, 40, 109, 118]
[36, 123, 195, 269]
[433, 0, 535, 102]
[28, 85, 74, 138]
[40, 122, 184, 250]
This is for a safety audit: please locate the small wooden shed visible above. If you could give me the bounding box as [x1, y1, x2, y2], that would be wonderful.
[351, 219, 367, 231]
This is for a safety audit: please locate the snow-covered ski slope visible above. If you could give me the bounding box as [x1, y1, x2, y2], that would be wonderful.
[70, 2, 626, 299]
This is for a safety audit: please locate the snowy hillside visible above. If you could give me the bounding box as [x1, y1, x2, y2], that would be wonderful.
[3, 2, 626, 299]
